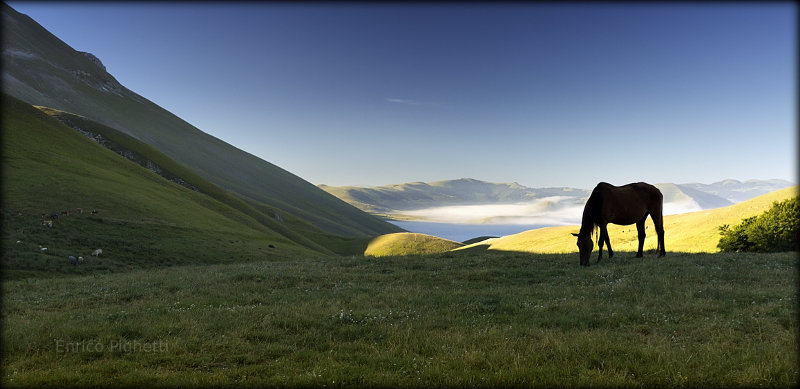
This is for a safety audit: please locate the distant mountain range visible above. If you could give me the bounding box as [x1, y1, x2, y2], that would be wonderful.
[1, 3, 401, 247]
[680, 179, 796, 203]
[320, 178, 794, 224]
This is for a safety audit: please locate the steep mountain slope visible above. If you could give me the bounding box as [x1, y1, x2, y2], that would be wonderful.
[1, 3, 401, 238]
[1, 95, 325, 278]
[33, 104, 344, 255]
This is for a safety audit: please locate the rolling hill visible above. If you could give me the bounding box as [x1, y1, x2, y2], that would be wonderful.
[364, 232, 464, 257]
[1, 3, 402, 239]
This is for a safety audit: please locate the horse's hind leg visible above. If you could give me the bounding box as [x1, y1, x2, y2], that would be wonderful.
[604, 226, 613, 259]
[635, 217, 646, 258]
[597, 228, 604, 262]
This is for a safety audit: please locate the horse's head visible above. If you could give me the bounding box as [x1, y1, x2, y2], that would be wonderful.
[571, 232, 593, 266]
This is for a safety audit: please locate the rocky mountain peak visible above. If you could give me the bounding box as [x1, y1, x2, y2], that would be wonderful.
[80, 51, 106, 71]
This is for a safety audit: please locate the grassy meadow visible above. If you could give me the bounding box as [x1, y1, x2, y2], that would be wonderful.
[2, 250, 797, 387]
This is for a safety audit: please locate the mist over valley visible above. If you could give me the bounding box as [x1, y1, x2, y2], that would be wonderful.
[322, 178, 794, 241]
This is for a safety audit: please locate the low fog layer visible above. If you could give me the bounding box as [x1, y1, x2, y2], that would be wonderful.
[397, 196, 705, 225]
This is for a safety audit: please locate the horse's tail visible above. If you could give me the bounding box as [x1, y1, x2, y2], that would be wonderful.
[652, 192, 666, 255]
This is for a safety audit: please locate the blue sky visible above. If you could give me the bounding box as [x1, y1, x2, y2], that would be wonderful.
[8, 2, 796, 188]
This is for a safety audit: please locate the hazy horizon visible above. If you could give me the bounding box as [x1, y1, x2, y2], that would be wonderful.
[7, 2, 796, 188]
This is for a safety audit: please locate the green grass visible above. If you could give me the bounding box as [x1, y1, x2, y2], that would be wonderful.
[2, 251, 797, 387]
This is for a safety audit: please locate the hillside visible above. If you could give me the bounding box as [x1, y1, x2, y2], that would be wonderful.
[1, 3, 401, 238]
[458, 186, 799, 255]
[32, 104, 355, 254]
[1, 95, 336, 278]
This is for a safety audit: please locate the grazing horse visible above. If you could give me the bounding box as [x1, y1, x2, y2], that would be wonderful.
[572, 182, 666, 266]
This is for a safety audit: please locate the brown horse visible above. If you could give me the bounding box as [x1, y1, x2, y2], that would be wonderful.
[572, 182, 666, 266]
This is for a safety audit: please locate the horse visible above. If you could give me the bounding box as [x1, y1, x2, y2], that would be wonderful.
[572, 182, 666, 266]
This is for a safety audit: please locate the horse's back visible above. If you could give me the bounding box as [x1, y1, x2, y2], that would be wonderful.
[589, 182, 663, 223]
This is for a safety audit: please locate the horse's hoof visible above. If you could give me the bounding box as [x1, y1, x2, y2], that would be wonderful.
[635, 254, 643, 258]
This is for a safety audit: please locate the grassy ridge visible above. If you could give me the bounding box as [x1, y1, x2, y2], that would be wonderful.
[2, 251, 796, 387]
[463, 186, 799, 256]
[1, 95, 322, 278]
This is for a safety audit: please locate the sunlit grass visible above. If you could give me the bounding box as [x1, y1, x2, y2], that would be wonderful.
[364, 232, 463, 257]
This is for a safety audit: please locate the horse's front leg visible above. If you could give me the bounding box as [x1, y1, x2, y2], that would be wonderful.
[604, 226, 613, 258]
[635, 218, 646, 258]
[597, 226, 610, 263]
[597, 232, 604, 262]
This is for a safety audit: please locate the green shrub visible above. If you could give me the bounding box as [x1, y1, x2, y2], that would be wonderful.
[718, 197, 799, 252]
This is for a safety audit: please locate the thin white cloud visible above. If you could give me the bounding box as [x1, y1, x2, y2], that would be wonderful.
[386, 98, 438, 107]
[387, 98, 422, 105]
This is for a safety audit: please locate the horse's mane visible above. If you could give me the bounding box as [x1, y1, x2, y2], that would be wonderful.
[580, 187, 602, 241]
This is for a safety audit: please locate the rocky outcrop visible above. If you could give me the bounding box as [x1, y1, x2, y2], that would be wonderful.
[53, 115, 200, 193]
